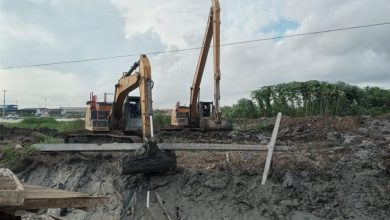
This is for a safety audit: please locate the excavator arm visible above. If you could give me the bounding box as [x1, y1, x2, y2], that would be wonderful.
[212, 0, 221, 121]
[110, 54, 153, 139]
[189, 0, 221, 124]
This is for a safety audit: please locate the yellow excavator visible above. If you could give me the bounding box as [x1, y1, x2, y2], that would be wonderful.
[66, 54, 176, 174]
[66, 54, 154, 143]
[170, 0, 232, 131]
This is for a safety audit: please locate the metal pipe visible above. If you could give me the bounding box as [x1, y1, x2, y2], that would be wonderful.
[125, 61, 140, 76]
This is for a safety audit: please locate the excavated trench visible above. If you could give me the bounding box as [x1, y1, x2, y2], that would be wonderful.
[2, 116, 390, 219]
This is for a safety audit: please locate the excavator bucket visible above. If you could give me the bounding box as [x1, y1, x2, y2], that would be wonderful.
[120, 141, 177, 174]
[201, 118, 233, 131]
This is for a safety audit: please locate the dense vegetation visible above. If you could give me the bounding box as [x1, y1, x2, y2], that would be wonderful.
[222, 81, 390, 118]
[3, 117, 84, 132]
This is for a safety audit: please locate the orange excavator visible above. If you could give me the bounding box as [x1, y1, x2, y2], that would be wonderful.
[170, 0, 232, 131]
[66, 54, 154, 143]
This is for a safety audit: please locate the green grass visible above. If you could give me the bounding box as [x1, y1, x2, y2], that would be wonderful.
[30, 132, 63, 144]
[2, 117, 84, 132]
[0, 145, 38, 166]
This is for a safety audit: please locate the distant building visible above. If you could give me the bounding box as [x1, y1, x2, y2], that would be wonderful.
[18, 108, 38, 116]
[0, 105, 19, 115]
[60, 107, 86, 116]
[16, 107, 86, 117]
[0, 105, 18, 111]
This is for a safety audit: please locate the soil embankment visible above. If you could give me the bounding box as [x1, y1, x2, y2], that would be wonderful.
[1, 116, 389, 219]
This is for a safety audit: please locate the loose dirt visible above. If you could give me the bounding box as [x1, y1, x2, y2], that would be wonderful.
[1, 115, 389, 219]
[0, 124, 65, 148]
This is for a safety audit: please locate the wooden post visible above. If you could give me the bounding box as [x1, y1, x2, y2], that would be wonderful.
[261, 112, 282, 185]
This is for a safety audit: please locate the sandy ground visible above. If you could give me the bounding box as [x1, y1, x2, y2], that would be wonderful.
[0, 115, 389, 219]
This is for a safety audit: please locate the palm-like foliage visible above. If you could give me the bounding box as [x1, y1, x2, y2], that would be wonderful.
[223, 81, 390, 118]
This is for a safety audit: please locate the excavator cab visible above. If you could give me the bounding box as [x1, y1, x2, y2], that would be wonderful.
[199, 101, 212, 118]
[123, 96, 143, 132]
[197, 101, 232, 131]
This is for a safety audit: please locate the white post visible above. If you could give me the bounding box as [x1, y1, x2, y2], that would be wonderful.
[150, 115, 154, 138]
[145, 190, 151, 220]
[146, 190, 150, 208]
[262, 112, 282, 185]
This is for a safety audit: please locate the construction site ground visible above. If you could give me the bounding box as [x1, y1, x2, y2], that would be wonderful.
[0, 115, 389, 219]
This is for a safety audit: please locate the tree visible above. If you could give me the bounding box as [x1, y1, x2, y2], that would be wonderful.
[236, 81, 390, 118]
[221, 98, 258, 118]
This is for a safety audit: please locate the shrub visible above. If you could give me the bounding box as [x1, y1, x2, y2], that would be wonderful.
[153, 111, 171, 132]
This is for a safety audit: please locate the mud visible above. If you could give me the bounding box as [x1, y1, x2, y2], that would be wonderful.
[1, 115, 389, 219]
[0, 124, 64, 148]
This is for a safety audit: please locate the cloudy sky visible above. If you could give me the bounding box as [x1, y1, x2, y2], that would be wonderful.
[0, 0, 389, 109]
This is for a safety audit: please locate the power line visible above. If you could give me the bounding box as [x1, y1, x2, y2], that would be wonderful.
[1, 21, 390, 70]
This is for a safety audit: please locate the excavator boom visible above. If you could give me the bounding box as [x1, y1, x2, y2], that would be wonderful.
[68, 54, 154, 143]
[212, 0, 221, 121]
[110, 54, 153, 139]
[190, 0, 222, 123]
[110, 55, 153, 138]
[186, 0, 230, 130]
[168, 0, 231, 131]
[190, 8, 214, 123]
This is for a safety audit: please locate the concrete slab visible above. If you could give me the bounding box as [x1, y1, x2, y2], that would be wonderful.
[34, 143, 288, 152]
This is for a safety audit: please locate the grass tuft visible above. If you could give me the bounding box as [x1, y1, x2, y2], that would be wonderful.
[0, 145, 38, 167]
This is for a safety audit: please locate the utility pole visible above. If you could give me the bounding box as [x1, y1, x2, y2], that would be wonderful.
[16, 101, 20, 117]
[42, 96, 49, 114]
[2, 90, 6, 118]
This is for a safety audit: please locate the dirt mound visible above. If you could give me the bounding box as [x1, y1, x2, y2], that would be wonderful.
[0, 125, 67, 149]
[159, 129, 263, 144]
[4, 116, 390, 219]
[0, 125, 39, 148]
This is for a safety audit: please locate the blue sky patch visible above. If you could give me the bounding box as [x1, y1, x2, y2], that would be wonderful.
[261, 18, 300, 36]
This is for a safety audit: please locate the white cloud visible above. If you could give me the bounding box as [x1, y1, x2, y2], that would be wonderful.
[0, 11, 59, 54]
[110, 0, 208, 47]
[0, 0, 389, 109]
[0, 68, 87, 108]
